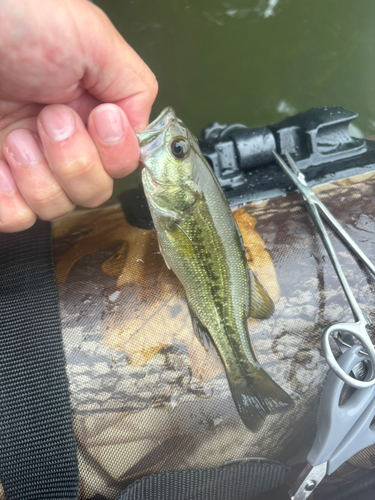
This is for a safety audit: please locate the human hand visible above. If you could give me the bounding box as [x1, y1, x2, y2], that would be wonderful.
[0, 0, 158, 232]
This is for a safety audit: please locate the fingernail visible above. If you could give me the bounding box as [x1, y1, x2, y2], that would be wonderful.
[0, 162, 17, 193]
[6, 129, 43, 167]
[93, 104, 125, 143]
[40, 105, 76, 141]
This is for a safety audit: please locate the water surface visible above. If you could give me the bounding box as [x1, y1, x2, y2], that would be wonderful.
[94, 0, 375, 191]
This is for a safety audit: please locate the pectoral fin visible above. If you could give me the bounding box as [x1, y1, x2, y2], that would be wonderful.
[248, 268, 275, 320]
[187, 303, 214, 351]
[158, 237, 171, 270]
[167, 222, 196, 260]
[158, 222, 195, 269]
[174, 223, 194, 246]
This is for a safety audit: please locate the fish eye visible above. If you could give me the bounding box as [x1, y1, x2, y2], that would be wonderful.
[170, 138, 189, 160]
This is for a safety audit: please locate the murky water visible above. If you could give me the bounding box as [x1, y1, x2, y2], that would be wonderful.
[94, 0, 375, 193]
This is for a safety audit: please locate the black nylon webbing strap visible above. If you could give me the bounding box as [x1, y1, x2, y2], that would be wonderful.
[316, 469, 375, 500]
[117, 461, 290, 500]
[0, 221, 79, 500]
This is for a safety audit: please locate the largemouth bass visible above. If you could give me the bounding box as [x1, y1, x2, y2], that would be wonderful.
[137, 107, 293, 431]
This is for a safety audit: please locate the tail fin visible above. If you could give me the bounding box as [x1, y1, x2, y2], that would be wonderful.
[227, 367, 294, 432]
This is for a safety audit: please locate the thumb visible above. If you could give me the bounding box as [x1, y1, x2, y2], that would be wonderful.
[75, 0, 158, 131]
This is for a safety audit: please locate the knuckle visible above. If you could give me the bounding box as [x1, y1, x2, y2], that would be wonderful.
[146, 74, 158, 102]
[43, 207, 76, 222]
[82, 185, 113, 209]
[59, 156, 97, 179]
[105, 157, 138, 179]
[37, 204, 76, 221]
[30, 186, 63, 206]
[27, 187, 75, 221]
[91, 2, 109, 21]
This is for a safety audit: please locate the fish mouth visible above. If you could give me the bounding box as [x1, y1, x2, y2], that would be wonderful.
[136, 107, 180, 160]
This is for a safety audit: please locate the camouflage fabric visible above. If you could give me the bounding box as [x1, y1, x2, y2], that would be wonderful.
[2, 172, 374, 499]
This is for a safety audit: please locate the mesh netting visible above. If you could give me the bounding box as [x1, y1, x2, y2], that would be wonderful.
[46, 171, 375, 500]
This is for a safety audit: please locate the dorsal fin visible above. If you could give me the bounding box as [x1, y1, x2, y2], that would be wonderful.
[248, 268, 275, 320]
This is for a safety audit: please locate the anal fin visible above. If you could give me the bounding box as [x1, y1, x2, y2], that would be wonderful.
[187, 304, 214, 351]
[248, 268, 275, 320]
